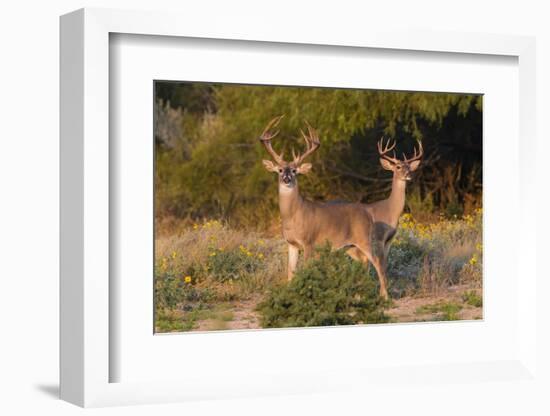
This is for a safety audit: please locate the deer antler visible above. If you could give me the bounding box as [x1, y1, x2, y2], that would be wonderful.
[377, 137, 399, 164]
[402, 141, 424, 164]
[259, 115, 286, 165]
[378, 137, 424, 165]
[293, 120, 320, 165]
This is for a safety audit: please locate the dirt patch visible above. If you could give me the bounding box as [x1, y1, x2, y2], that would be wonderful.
[194, 297, 262, 331]
[387, 284, 483, 323]
[190, 285, 482, 331]
[228, 297, 262, 329]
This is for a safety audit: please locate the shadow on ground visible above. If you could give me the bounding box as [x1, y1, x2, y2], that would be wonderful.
[35, 384, 59, 399]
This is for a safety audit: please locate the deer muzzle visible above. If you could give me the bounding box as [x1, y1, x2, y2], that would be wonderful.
[281, 167, 293, 185]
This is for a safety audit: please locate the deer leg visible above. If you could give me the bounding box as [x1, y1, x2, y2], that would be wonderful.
[346, 247, 362, 261]
[287, 244, 299, 281]
[303, 245, 313, 262]
[370, 256, 389, 300]
[355, 244, 386, 298]
[363, 240, 389, 300]
[347, 247, 370, 271]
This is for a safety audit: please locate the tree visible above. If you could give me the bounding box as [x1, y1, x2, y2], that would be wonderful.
[155, 82, 482, 228]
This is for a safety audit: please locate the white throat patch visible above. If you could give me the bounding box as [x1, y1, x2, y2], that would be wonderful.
[279, 183, 295, 194]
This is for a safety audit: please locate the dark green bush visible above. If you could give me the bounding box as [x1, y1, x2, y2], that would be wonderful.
[386, 238, 426, 297]
[257, 244, 388, 328]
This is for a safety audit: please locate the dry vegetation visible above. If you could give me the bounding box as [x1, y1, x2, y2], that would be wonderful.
[155, 209, 482, 332]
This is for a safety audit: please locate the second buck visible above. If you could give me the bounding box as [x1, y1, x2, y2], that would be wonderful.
[364, 137, 423, 299]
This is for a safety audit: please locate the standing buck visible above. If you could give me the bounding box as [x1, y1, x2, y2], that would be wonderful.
[259, 116, 422, 299]
[364, 137, 423, 298]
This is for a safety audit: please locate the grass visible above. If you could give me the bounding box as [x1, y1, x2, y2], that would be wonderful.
[387, 209, 482, 298]
[156, 302, 236, 332]
[155, 209, 483, 332]
[462, 290, 483, 307]
[415, 301, 463, 321]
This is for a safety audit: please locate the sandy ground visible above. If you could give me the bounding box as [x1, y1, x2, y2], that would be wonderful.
[387, 284, 483, 322]
[194, 297, 261, 331]
[191, 284, 482, 331]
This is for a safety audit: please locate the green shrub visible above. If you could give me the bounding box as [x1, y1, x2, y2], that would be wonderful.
[206, 246, 263, 282]
[387, 210, 482, 296]
[257, 244, 388, 328]
[386, 238, 426, 297]
[154, 268, 214, 311]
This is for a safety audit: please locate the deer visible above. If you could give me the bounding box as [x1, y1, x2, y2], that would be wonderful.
[259, 116, 423, 300]
[363, 137, 424, 299]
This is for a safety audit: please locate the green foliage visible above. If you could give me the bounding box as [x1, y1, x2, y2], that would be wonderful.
[155, 82, 482, 228]
[206, 246, 264, 282]
[214, 85, 478, 141]
[386, 238, 426, 297]
[415, 301, 463, 321]
[156, 309, 198, 332]
[257, 244, 388, 328]
[154, 268, 214, 311]
[155, 220, 286, 318]
[405, 188, 435, 221]
[387, 210, 482, 297]
[462, 290, 483, 307]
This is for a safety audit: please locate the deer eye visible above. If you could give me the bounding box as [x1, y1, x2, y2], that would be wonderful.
[291, 169, 297, 174]
[278, 168, 283, 173]
[397, 166, 402, 170]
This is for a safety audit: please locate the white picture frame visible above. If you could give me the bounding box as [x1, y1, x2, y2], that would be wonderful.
[60, 7, 537, 408]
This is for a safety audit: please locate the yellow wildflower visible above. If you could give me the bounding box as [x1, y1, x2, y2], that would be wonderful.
[171, 251, 177, 259]
[257, 253, 264, 259]
[184, 275, 192, 283]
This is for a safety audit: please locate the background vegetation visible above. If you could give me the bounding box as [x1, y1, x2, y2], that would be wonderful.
[155, 82, 482, 230]
[154, 82, 483, 332]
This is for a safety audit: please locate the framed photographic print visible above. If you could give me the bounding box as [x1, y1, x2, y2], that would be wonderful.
[60, 7, 538, 408]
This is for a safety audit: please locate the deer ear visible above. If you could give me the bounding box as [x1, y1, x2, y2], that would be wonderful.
[409, 160, 421, 172]
[379, 158, 394, 171]
[297, 163, 312, 175]
[262, 160, 279, 173]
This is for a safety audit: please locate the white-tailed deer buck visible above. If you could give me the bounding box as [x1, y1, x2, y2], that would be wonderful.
[259, 116, 423, 299]
[363, 137, 423, 298]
